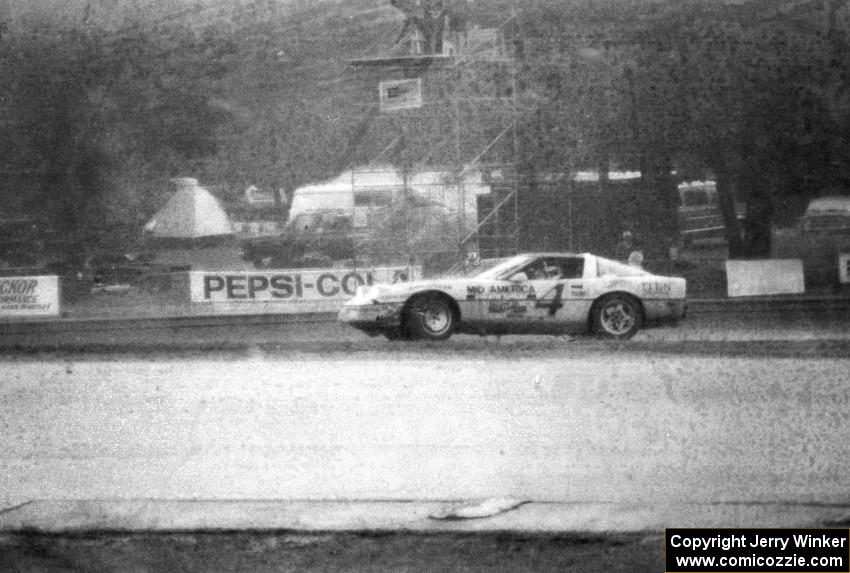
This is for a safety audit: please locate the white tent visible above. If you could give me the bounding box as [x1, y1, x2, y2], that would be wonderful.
[145, 178, 234, 239]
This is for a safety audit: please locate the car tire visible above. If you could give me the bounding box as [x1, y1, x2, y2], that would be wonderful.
[405, 293, 456, 341]
[592, 294, 641, 339]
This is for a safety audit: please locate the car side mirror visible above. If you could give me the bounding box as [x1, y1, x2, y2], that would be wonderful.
[509, 272, 528, 283]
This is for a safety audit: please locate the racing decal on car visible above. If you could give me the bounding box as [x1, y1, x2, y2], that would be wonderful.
[488, 300, 528, 314]
[490, 284, 536, 296]
[466, 285, 485, 300]
[641, 282, 672, 296]
[534, 284, 565, 316]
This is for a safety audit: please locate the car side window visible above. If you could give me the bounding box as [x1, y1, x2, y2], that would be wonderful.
[519, 260, 548, 280]
[554, 257, 584, 279]
[516, 258, 583, 280]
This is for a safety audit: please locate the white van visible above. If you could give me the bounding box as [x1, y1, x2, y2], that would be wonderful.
[799, 196, 850, 234]
[287, 167, 490, 232]
[287, 170, 404, 231]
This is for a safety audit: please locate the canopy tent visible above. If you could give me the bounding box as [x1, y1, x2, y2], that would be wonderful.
[145, 178, 234, 239]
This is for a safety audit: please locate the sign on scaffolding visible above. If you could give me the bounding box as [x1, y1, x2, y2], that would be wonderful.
[379, 78, 422, 111]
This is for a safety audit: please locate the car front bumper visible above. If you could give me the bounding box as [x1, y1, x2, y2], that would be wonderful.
[338, 302, 404, 331]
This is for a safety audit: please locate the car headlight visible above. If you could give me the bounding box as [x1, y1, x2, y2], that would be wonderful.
[355, 285, 381, 300]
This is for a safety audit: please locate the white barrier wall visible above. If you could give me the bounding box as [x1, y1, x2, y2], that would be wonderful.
[0, 275, 60, 317]
[189, 266, 418, 314]
[840, 253, 850, 284]
[726, 259, 805, 297]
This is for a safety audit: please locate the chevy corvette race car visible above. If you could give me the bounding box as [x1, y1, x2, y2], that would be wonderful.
[338, 252, 686, 340]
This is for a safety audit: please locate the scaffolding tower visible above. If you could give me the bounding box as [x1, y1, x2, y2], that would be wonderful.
[345, 0, 521, 274]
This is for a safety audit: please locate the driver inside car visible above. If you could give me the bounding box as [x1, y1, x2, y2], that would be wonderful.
[524, 262, 546, 279]
[543, 263, 561, 279]
[520, 261, 560, 280]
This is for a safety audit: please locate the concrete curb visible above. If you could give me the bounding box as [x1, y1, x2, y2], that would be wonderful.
[1, 500, 849, 534]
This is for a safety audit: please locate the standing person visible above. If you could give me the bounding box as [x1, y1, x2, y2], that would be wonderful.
[627, 240, 644, 269]
[614, 230, 634, 263]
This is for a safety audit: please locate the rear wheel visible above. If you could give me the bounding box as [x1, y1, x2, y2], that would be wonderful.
[405, 294, 456, 341]
[592, 294, 641, 339]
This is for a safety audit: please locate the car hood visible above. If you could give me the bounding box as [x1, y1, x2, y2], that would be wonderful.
[348, 279, 474, 303]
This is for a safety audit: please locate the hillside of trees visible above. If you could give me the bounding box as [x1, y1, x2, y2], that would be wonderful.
[1, 0, 848, 264]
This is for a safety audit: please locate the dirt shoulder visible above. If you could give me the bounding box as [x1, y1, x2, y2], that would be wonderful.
[1, 530, 662, 573]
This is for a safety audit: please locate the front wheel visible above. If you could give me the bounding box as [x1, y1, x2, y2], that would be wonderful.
[592, 295, 641, 339]
[405, 294, 456, 341]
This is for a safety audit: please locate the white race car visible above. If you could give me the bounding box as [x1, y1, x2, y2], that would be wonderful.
[338, 253, 686, 340]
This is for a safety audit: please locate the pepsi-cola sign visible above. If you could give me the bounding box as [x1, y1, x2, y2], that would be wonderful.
[190, 267, 415, 304]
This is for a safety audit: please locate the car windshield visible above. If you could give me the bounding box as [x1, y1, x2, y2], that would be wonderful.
[441, 256, 514, 278]
[473, 255, 536, 280]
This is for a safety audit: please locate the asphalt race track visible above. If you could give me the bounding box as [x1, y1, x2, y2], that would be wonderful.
[2, 304, 850, 507]
[1, 304, 850, 571]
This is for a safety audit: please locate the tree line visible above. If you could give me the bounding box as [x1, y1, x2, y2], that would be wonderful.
[0, 0, 847, 264]
[517, 0, 850, 258]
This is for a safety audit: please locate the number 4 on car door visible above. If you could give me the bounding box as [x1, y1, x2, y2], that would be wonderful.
[535, 283, 565, 316]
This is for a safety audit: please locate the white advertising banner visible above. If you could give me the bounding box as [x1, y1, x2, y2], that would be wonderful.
[0, 275, 60, 317]
[189, 266, 418, 314]
[840, 253, 850, 284]
[725, 259, 805, 297]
